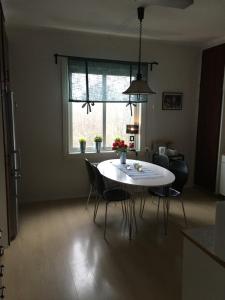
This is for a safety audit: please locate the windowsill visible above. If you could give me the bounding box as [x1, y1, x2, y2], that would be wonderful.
[68, 149, 141, 155]
[69, 150, 114, 155]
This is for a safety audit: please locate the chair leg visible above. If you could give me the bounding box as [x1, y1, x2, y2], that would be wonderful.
[163, 198, 168, 235]
[104, 202, 109, 239]
[157, 197, 161, 221]
[93, 196, 100, 222]
[140, 193, 146, 217]
[121, 201, 125, 218]
[86, 185, 93, 209]
[139, 194, 143, 217]
[128, 200, 133, 240]
[132, 199, 138, 233]
[181, 198, 188, 227]
[124, 200, 128, 221]
[163, 198, 165, 229]
[165, 198, 170, 235]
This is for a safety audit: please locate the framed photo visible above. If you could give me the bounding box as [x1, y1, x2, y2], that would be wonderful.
[162, 92, 183, 110]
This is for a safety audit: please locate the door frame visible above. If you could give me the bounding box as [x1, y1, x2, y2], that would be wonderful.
[216, 68, 225, 193]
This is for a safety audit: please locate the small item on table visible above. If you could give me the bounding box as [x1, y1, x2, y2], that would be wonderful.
[134, 163, 139, 169]
[133, 162, 143, 172]
[137, 165, 143, 172]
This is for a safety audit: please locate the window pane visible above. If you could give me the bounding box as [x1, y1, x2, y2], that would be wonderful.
[106, 75, 130, 102]
[105, 103, 134, 147]
[71, 73, 86, 100]
[89, 74, 103, 101]
[72, 103, 103, 148]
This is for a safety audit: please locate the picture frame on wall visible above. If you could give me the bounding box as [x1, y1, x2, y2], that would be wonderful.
[162, 92, 183, 110]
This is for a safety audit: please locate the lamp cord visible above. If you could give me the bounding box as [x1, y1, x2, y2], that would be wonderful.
[138, 19, 142, 79]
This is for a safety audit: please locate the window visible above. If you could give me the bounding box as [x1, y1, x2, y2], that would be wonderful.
[62, 57, 148, 153]
[70, 102, 136, 150]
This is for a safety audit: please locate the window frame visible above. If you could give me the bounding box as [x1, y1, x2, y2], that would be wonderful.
[61, 58, 146, 155]
[68, 101, 140, 153]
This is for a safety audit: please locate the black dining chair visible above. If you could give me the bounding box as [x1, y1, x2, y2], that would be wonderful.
[150, 159, 189, 234]
[139, 154, 170, 217]
[92, 165, 131, 239]
[152, 153, 170, 169]
[84, 158, 98, 209]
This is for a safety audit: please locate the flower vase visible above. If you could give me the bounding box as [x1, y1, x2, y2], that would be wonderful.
[120, 152, 126, 164]
[80, 142, 86, 153]
[95, 141, 101, 153]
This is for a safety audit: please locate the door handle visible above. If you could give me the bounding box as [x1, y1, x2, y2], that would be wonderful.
[13, 173, 22, 180]
[11, 149, 21, 173]
[0, 247, 4, 257]
[0, 286, 6, 298]
[0, 265, 4, 277]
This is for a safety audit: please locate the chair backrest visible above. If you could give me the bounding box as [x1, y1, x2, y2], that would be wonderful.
[152, 153, 170, 169]
[85, 159, 95, 185]
[169, 160, 189, 193]
[92, 165, 105, 196]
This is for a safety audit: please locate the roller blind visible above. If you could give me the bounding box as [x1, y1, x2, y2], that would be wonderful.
[68, 57, 148, 104]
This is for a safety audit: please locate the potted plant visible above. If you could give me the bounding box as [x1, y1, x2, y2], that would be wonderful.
[112, 138, 128, 164]
[94, 135, 102, 153]
[79, 137, 86, 153]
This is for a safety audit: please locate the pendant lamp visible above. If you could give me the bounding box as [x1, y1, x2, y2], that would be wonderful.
[123, 7, 155, 95]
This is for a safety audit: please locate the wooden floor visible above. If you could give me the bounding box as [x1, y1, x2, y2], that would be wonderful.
[3, 188, 217, 300]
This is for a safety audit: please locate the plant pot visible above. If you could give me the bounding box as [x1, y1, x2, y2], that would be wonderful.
[120, 152, 127, 164]
[95, 141, 101, 153]
[80, 142, 86, 153]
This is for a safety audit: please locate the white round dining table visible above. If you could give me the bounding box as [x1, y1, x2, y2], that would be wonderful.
[97, 159, 175, 187]
[97, 159, 175, 240]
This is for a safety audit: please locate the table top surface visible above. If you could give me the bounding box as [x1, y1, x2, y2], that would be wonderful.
[97, 159, 175, 187]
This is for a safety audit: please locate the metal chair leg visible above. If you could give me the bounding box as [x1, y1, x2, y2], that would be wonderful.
[129, 199, 133, 240]
[163, 198, 168, 235]
[140, 193, 146, 217]
[93, 196, 100, 222]
[157, 197, 161, 221]
[104, 202, 109, 239]
[132, 199, 138, 233]
[180, 198, 188, 226]
[124, 200, 128, 222]
[121, 201, 125, 218]
[139, 194, 143, 217]
[165, 198, 170, 234]
[86, 185, 93, 209]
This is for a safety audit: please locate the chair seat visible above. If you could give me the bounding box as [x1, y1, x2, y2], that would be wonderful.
[103, 188, 130, 202]
[169, 188, 180, 197]
[149, 187, 180, 198]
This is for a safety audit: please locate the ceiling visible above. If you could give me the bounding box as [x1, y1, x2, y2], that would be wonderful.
[2, 0, 225, 45]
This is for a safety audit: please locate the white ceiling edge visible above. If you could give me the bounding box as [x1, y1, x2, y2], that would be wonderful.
[5, 23, 204, 48]
[7, 22, 225, 49]
[147, 0, 194, 9]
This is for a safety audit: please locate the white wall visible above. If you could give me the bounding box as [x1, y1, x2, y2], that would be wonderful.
[7, 26, 201, 202]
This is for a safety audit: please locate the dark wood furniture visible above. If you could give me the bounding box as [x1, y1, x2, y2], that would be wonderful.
[0, 0, 20, 243]
[195, 44, 225, 192]
[0, 230, 5, 298]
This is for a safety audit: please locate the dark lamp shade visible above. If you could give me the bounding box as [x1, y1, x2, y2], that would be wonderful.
[126, 124, 139, 134]
[123, 79, 156, 95]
